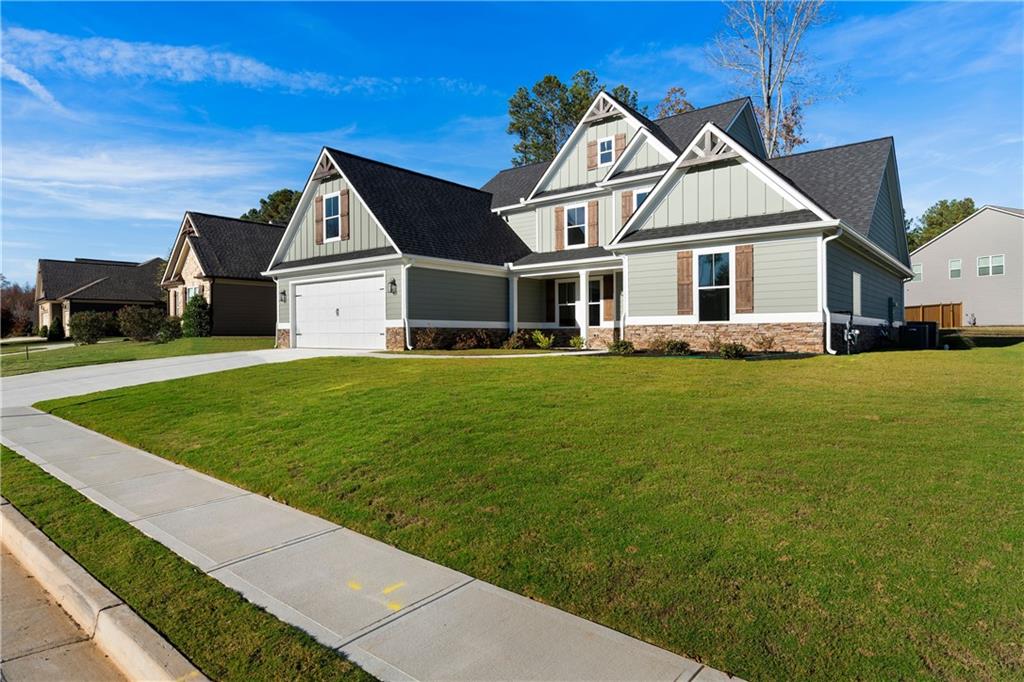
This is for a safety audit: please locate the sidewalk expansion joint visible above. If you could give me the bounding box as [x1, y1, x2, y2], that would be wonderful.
[204, 527, 341, 574]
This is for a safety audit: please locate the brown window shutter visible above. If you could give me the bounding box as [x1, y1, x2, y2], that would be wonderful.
[621, 190, 633, 226]
[545, 279, 555, 322]
[587, 140, 597, 170]
[587, 200, 599, 247]
[314, 194, 324, 245]
[340, 189, 351, 241]
[554, 206, 565, 251]
[677, 250, 693, 315]
[614, 133, 626, 159]
[735, 244, 754, 313]
[602, 273, 614, 321]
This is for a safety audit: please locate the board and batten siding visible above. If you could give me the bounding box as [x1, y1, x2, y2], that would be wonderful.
[503, 210, 538, 251]
[408, 267, 508, 322]
[752, 237, 818, 313]
[277, 263, 402, 324]
[627, 251, 678, 316]
[620, 138, 668, 174]
[280, 177, 390, 263]
[636, 161, 798, 232]
[828, 243, 904, 320]
[517, 277, 548, 323]
[536, 195, 616, 251]
[539, 118, 637, 193]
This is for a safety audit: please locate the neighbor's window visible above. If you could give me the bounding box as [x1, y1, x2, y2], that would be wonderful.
[991, 254, 1005, 275]
[588, 278, 602, 327]
[948, 258, 962, 279]
[912, 264, 923, 282]
[634, 188, 651, 211]
[557, 281, 577, 327]
[324, 192, 341, 240]
[698, 252, 730, 321]
[977, 256, 990, 277]
[565, 205, 586, 247]
[598, 137, 614, 166]
[185, 286, 200, 302]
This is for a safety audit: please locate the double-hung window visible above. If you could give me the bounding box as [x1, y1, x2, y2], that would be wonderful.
[912, 264, 923, 282]
[324, 192, 341, 241]
[565, 205, 586, 247]
[598, 137, 614, 166]
[634, 187, 651, 211]
[185, 285, 200, 302]
[588, 278, 602, 327]
[557, 281, 577, 327]
[698, 252, 730, 321]
[979, 254, 1005, 276]
[948, 258, 962, 279]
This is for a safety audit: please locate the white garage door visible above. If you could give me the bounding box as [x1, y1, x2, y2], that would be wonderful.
[294, 275, 386, 349]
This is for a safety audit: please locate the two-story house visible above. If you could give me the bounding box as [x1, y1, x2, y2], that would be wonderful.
[265, 93, 913, 353]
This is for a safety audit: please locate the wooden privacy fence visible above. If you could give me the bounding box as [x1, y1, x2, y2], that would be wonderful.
[905, 302, 962, 328]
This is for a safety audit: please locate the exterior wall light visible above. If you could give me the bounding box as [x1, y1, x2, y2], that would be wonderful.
[388, 278, 398, 295]
[279, 290, 287, 303]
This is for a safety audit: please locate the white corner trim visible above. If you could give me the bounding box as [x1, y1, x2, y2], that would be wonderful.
[277, 322, 291, 330]
[409, 256, 508, 276]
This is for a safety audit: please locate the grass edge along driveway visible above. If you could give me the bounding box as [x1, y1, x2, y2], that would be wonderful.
[0, 446, 371, 681]
[37, 346, 1024, 680]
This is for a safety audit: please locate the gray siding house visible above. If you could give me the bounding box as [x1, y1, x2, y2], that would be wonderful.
[266, 93, 913, 353]
[905, 206, 1023, 326]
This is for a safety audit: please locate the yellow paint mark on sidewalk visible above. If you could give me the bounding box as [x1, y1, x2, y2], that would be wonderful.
[382, 581, 406, 595]
[386, 601, 402, 612]
[347, 581, 363, 591]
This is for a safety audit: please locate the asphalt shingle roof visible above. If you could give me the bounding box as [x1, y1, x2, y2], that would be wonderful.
[186, 212, 285, 280]
[620, 210, 820, 244]
[37, 258, 164, 303]
[480, 161, 551, 209]
[325, 148, 531, 266]
[269, 247, 397, 272]
[514, 246, 613, 266]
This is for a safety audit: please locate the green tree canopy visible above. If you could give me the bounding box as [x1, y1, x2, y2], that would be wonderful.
[655, 86, 695, 118]
[906, 198, 976, 251]
[241, 189, 301, 225]
[507, 70, 643, 166]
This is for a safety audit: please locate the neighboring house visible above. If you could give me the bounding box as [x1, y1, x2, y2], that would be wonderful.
[905, 205, 1023, 326]
[266, 93, 912, 353]
[35, 258, 165, 331]
[161, 212, 285, 335]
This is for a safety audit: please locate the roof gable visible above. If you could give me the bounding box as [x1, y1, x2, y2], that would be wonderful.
[909, 205, 1024, 256]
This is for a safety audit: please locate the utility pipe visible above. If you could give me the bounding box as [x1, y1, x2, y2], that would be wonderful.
[821, 227, 844, 355]
[402, 260, 414, 350]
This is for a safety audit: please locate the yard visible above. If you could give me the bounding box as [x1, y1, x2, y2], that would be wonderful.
[34, 346, 1024, 680]
[0, 336, 274, 377]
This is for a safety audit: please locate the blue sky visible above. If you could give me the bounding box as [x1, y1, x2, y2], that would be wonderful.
[2, 1, 1021, 284]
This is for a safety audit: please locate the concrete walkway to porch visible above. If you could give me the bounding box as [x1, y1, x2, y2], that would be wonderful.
[1, 351, 739, 682]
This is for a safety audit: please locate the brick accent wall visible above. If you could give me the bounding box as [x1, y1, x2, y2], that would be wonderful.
[275, 328, 290, 348]
[386, 327, 406, 351]
[586, 327, 618, 349]
[625, 323, 825, 354]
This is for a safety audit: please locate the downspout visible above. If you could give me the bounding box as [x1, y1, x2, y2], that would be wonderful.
[402, 260, 414, 350]
[821, 227, 844, 355]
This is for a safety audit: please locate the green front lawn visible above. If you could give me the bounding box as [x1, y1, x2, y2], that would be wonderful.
[36, 347, 1024, 680]
[0, 446, 369, 681]
[0, 336, 273, 377]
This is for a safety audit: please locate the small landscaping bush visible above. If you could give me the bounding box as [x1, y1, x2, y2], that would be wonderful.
[718, 342, 748, 359]
[502, 330, 532, 350]
[68, 311, 106, 345]
[156, 317, 183, 344]
[100, 311, 120, 337]
[414, 327, 444, 350]
[706, 334, 724, 353]
[453, 330, 495, 350]
[569, 335, 585, 350]
[181, 296, 212, 337]
[607, 339, 635, 355]
[647, 336, 669, 354]
[664, 339, 691, 356]
[751, 333, 776, 353]
[118, 306, 165, 342]
[531, 330, 554, 350]
[38, 324, 48, 339]
[46, 318, 65, 342]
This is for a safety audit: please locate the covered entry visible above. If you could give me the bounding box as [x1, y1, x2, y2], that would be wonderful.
[294, 275, 386, 349]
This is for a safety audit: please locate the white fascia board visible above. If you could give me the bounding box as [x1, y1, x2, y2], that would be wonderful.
[611, 220, 839, 252]
[511, 256, 623, 275]
[161, 213, 193, 284]
[599, 129, 674, 185]
[261, 252, 402, 278]
[599, 170, 668, 187]
[838, 222, 916, 277]
[323, 149, 403, 255]
[408, 256, 508, 277]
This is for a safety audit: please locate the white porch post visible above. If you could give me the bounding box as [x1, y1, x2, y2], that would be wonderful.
[578, 268, 589, 345]
[509, 274, 518, 334]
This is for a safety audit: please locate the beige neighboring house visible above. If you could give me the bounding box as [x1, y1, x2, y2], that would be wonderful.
[906, 205, 1023, 326]
[162, 212, 285, 335]
[35, 258, 165, 331]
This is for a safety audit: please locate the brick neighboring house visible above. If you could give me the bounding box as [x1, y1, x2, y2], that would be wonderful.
[265, 92, 913, 353]
[35, 258, 165, 332]
[161, 212, 285, 335]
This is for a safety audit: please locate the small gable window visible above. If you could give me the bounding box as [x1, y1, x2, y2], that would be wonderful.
[948, 259, 961, 279]
[634, 187, 652, 211]
[565, 205, 587, 247]
[912, 264, 923, 282]
[598, 137, 614, 166]
[324, 192, 341, 241]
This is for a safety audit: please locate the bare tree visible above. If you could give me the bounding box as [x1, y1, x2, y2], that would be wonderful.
[710, 0, 825, 157]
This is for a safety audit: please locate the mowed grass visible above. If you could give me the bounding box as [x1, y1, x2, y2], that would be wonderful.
[37, 347, 1024, 680]
[0, 446, 370, 681]
[0, 336, 274, 376]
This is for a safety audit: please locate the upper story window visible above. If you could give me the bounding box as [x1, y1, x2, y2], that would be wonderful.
[912, 264, 923, 282]
[698, 252, 730, 322]
[598, 137, 614, 166]
[948, 258, 961, 279]
[634, 187, 652, 211]
[977, 255, 1004, 277]
[565, 205, 587, 247]
[324, 192, 341, 241]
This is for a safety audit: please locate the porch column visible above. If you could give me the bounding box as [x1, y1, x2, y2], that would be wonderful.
[509, 274, 518, 334]
[578, 269, 589, 346]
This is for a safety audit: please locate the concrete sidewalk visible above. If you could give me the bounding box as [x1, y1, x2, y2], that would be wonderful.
[1, 352, 739, 681]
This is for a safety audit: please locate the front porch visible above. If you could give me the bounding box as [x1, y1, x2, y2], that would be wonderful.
[511, 263, 622, 349]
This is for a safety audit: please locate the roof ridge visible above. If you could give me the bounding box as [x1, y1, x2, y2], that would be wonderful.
[326, 147, 492, 197]
[653, 96, 749, 123]
[188, 211, 287, 228]
[496, 159, 551, 172]
[771, 136, 893, 160]
[39, 258, 139, 267]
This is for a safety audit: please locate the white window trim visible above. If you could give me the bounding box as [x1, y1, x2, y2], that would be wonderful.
[852, 271, 862, 316]
[977, 255, 991, 277]
[586, 275, 604, 328]
[948, 258, 962, 280]
[564, 202, 589, 250]
[554, 278, 579, 328]
[912, 263, 923, 282]
[323, 190, 342, 243]
[632, 186, 653, 213]
[597, 136, 615, 167]
[990, 253, 1005, 276]
[692, 244, 735, 324]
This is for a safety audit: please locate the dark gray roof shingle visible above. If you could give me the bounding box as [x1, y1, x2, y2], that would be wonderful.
[186, 212, 285, 280]
[651, 98, 749, 152]
[269, 247, 397, 272]
[37, 258, 164, 303]
[480, 161, 551, 209]
[514, 246, 613, 266]
[620, 210, 820, 244]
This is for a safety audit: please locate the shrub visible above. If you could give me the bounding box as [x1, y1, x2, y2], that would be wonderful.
[181, 295, 212, 337]
[68, 311, 106, 345]
[647, 336, 669, 354]
[453, 330, 489, 350]
[718, 342, 748, 359]
[47, 318, 65, 342]
[751, 333, 776, 353]
[99, 311, 120, 337]
[414, 327, 444, 350]
[607, 339, 635, 355]
[502, 330, 532, 350]
[118, 306, 165, 342]
[38, 325, 48, 339]
[706, 334, 724, 353]
[664, 339, 691, 356]
[531, 330, 554, 350]
[156, 317, 183, 344]
[569, 335, 585, 350]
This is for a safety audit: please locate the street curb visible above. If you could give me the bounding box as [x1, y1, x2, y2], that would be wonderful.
[1, 503, 208, 682]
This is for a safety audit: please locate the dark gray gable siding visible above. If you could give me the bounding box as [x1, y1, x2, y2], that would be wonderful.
[407, 267, 508, 322]
[724, 104, 767, 158]
[828, 242, 904, 320]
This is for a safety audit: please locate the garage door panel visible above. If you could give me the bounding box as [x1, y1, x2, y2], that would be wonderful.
[294, 275, 386, 349]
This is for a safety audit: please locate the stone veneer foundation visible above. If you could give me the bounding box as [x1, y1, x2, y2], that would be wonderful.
[625, 323, 825, 354]
[386, 327, 406, 351]
[275, 328, 290, 348]
[585, 327, 619, 349]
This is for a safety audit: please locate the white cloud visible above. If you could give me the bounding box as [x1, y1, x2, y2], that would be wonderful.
[0, 58, 67, 112]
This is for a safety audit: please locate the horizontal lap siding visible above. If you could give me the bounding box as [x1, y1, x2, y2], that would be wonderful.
[277, 264, 402, 324]
[504, 210, 537, 251]
[281, 177, 389, 264]
[828, 243, 904, 320]
[753, 238, 818, 313]
[408, 267, 508, 322]
[518, 278, 547, 323]
[627, 251, 677, 316]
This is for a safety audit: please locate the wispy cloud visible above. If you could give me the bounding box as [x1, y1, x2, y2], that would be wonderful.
[0, 58, 67, 112]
